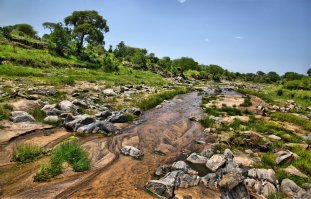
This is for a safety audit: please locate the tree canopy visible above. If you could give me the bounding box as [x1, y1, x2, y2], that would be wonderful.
[64, 10, 109, 55]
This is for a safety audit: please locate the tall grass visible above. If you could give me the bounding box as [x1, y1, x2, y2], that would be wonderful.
[33, 141, 90, 182]
[13, 144, 44, 163]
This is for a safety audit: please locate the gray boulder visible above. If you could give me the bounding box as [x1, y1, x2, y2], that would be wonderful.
[276, 150, 295, 165]
[41, 104, 61, 116]
[187, 153, 208, 165]
[109, 112, 128, 123]
[248, 168, 277, 185]
[281, 178, 306, 198]
[103, 88, 116, 96]
[219, 171, 250, 199]
[10, 111, 35, 123]
[200, 148, 214, 158]
[64, 115, 95, 131]
[95, 110, 113, 120]
[121, 146, 143, 159]
[43, 116, 59, 123]
[58, 100, 78, 112]
[206, 154, 226, 172]
[172, 161, 190, 173]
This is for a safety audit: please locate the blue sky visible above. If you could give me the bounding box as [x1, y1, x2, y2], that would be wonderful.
[0, 0, 310, 75]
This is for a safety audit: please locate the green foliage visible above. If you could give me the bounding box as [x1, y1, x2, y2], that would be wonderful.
[200, 118, 215, 128]
[137, 87, 188, 110]
[277, 89, 283, 96]
[0, 103, 13, 121]
[307, 68, 311, 77]
[291, 147, 311, 175]
[260, 152, 276, 168]
[284, 77, 311, 90]
[42, 22, 71, 56]
[13, 144, 44, 163]
[240, 95, 252, 107]
[276, 169, 310, 187]
[283, 72, 304, 81]
[29, 108, 46, 122]
[206, 64, 224, 80]
[34, 141, 90, 182]
[270, 112, 311, 131]
[102, 53, 120, 72]
[64, 10, 109, 56]
[14, 24, 37, 38]
[219, 106, 242, 116]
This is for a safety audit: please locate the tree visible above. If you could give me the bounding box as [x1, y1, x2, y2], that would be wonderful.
[206, 64, 224, 81]
[283, 72, 304, 81]
[0, 25, 14, 40]
[43, 22, 71, 56]
[64, 10, 109, 56]
[265, 71, 280, 83]
[14, 24, 37, 38]
[307, 68, 311, 76]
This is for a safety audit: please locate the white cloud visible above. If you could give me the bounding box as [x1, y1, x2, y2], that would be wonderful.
[177, 0, 187, 3]
[204, 38, 209, 42]
[234, 36, 243, 39]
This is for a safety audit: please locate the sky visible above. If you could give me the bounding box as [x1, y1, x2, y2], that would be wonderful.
[0, 0, 310, 75]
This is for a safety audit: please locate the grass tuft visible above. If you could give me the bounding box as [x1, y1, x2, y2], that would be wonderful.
[13, 144, 44, 163]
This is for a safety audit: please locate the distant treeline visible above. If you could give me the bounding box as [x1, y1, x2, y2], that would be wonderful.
[0, 10, 310, 85]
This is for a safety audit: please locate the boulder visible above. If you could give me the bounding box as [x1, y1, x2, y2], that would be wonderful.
[41, 104, 61, 116]
[43, 116, 59, 123]
[109, 112, 128, 123]
[275, 150, 295, 165]
[121, 146, 143, 159]
[145, 171, 181, 199]
[58, 100, 78, 112]
[95, 110, 113, 120]
[76, 121, 119, 134]
[201, 172, 221, 187]
[219, 171, 250, 199]
[172, 161, 190, 173]
[10, 111, 35, 123]
[103, 88, 116, 96]
[178, 172, 200, 188]
[283, 165, 308, 178]
[281, 178, 306, 198]
[248, 168, 277, 185]
[206, 154, 226, 172]
[64, 115, 95, 131]
[186, 153, 208, 165]
[261, 181, 277, 198]
[200, 148, 214, 159]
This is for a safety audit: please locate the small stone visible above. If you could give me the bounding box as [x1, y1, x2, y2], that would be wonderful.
[276, 150, 294, 165]
[268, 134, 282, 140]
[121, 146, 143, 159]
[43, 116, 59, 123]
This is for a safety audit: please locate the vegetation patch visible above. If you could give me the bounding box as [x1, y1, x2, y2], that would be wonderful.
[33, 141, 90, 182]
[0, 103, 13, 121]
[13, 144, 44, 163]
[137, 87, 188, 110]
[270, 112, 311, 131]
[240, 95, 252, 107]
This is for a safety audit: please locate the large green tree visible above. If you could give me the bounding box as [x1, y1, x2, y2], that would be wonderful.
[307, 68, 311, 77]
[64, 10, 109, 56]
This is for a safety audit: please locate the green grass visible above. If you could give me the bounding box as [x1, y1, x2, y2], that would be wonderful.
[33, 141, 90, 182]
[13, 144, 44, 163]
[200, 118, 215, 128]
[0, 103, 13, 121]
[276, 169, 310, 187]
[240, 95, 252, 107]
[29, 108, 46, 122]
[136, 87, 188, 110]
[0, 44, 90, 68]
[0, 64, 168, 87]
[270, 112, 311, 131]
[291, 147, 311, 176]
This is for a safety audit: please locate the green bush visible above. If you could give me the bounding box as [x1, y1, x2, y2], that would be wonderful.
[219, 106, 242, 116]
[200, 118, 215, 128]
[34, 141, 90, 182]
[13, 144, 44, 163]
[277, 89, 283, 96]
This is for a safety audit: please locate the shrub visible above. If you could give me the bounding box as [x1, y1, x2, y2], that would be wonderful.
[200, 118, 215, 128]
[34, 141, 90, 182]
[13, 144, 44, 163]
[29, 108, 46, 122]
[277, 89, 283, 96]
[219, 106, 242, 116]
